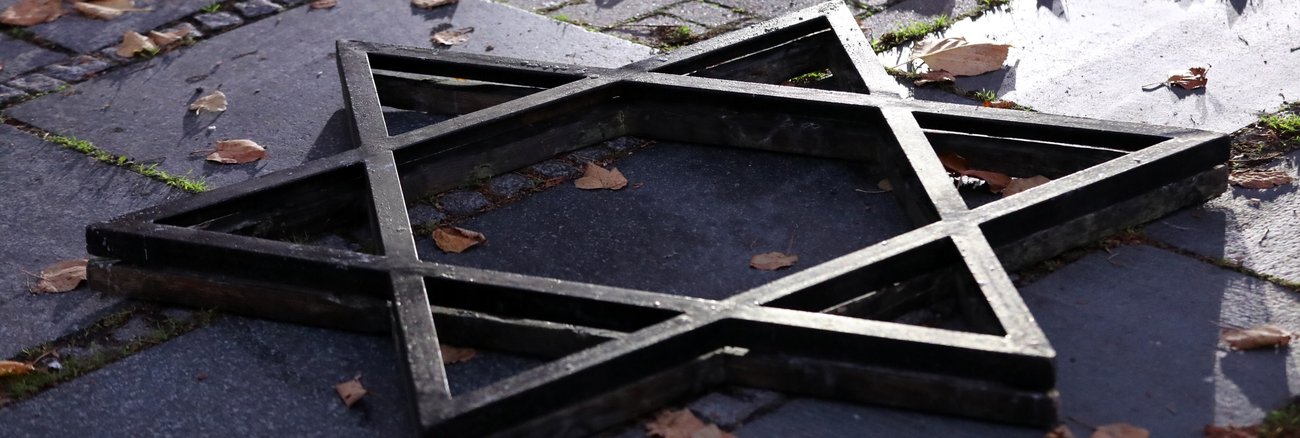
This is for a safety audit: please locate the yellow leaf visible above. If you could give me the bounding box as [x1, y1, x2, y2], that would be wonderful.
[411, 0, 456, 9]
[206, 139, 267, 164]
[433, 226, 486, 253]
[189, 90, 228, 113]
[432, 27, 474, 46]
[1221, 324, 1293, 350]
[440, 344, 476, 364]
[334, 376, 366, 408]
[1090, 423, 1149, 438]
[115, 31, 156, 58]
[750, 252, 797, 271]
[876, 178, 892, 192]
[29, 259, 88, 294]
[574, 163, 628, 190]
[910, 37, 1010, 77]
[1002, 175, 1051, 197]
[72, 0, 146, 20]
[0, 0, 62, 26]
[148, 29, 187, 47]
[0, 360, 35, 377]
[937, 151, 968, 174]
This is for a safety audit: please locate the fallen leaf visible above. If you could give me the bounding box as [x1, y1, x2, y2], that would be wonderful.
[876, 178, 893, 192]
[1229, 169, 1292, 189]
[937, 151, 968, 174]
[913, 69, 956, 86]
[983, 100, 1018, 109]
[574, 163, 628, 190]
[646, 409, 710, 438]
[750, 252, 797, 271]
[910, 37, 1011, 76]
[411, 0, 456, 8]
[432, 27, 474, 46]
[189, 90, 228, 113]
[148, 29, 187, 47]
[961, 169, 1011, 192]
[29, 259, 88, 294]
[1221, 324, 1293, 350]
[1203, 424, 1259, 438]
[1166, 67, 1208, 90]
[115, 31, 157, 58]
[1002, 175, 1051, 197]
[0, 360, 35, 377]
[309, 0, 336, 9]
[433, 226, 486, 253]
[1090, 423, 1149, 438]
[72, 0, 146, 20]
[206, 139, 266, 164]
[334, 376, 366, 408]
[0, 0, 62, 26]
[1045, 425, 1076, 438]
[690, 425, 735, 438]
[440, 344, 476, 364]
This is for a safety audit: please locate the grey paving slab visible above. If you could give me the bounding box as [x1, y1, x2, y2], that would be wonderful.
[606, 14, 706, 44]
[193, 11, 244, 31]
[6, 0, 654, 189]
[0, 317, 413, 436]
[40, 55, 112, 82]
[0, 84, 24, 104]
[550, 0, 679, 27]
[0, 125, 182, 358]
[0, 34, 66, 82]
[739, 244, 1300, 435]
[665, 1, 746, 27]
[4, 73, 64, 93]
[416, 142, 912, 300]
[902, 0, 1300, 133]
[13, 0, 215, 53]
[1146, 152, 1300, 285]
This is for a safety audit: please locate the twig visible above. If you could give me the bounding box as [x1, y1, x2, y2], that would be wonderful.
[1259, 228, 1270, 245]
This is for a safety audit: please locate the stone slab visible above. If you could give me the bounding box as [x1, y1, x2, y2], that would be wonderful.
[0, 125, 181, 358]
[550, 0, 681, 27]
[856, 0, 981, 39]
[6, 0, 654, 189]
[737, 244, 1300, 435]
[0, 317, 412, 436]
[900, 0, 1300, 133]
[1146, 152, 1300, 285]
[0, 34, 66, 82]
[416, 142, 912, 300]
[7, 0, 215, 53]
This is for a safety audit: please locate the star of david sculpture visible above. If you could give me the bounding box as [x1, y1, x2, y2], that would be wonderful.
[85, 2, 1228, 436]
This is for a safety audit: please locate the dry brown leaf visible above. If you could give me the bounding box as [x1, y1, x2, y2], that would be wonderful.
[983, 100, 1018, 109]
[1090, 423, 1148, 438]
[1229, 169, 1293, 189]
[1002, 175, 1050, 197]
[0, 360, 35, 377]
[0, 0, 62, 26]
[962, 169, 1011, 192]
[1203, 424, 1259, 438]
[73, 0, 146, 20]
[189, 90, 228, 113]
[1167, 67, 1208, 90]
[574, 163, 628, 190]
[876, 178, 893, 192]
[440, 344, 476, 364]
[115, 31, 157, 58]
[412, 0, 456, 8]
[1045, 425, 1076, 438]
[148, 29, 187, 47]
[29, 259, 88, 294]
[1221, 324, 1293, 350]
[910, 37, 1011, 76]
[750, 252, 797, 271]
[938, 151, 968, 174]
[309, 0, 337, 9]
[913, 69, 956, 87]
[646, 409, 709, 438]
[433, 226, 486, 253]
[206, 139, 266, 164]
[690, 425, 735, 438]
[334, 376, 366, 408]
[432, 27, 474, 46]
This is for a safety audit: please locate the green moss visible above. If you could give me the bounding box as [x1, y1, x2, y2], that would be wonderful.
[43, 135, 209, 193]
[972, 89, 997, 103]
[1261, 398, 1300, 437]
[872, 14, 950, 51]
[786, 70, 832, 86]
[200, 2, 222, 13]
[1261, 113, 1300, 135]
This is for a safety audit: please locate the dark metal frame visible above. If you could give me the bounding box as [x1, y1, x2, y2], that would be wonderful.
[85, 2, 1229, 436]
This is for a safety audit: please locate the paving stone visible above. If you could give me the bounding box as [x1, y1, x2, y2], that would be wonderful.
[494, 0, 567, 12]
[407, 203, 447, 227]
[740, 245, 1300, 435]
[566, 145, 613, 163]
[905, 0, 1300, 133]
[550, 0, 679, 27]
[663, 1, 747, 27]
[486, 173, 534, 198]
[0, 317, 412, 436]
[856, 0, 982, 39]
[1145, 152, 1300, 285]
[110, 316, 155, 343]
[417, 142, 911, 300]
[41, 55, 113, 82]
[0, 125, 181, 358]
[234, 0, 285, 17]
[0, 34, 66, 82]
[528, 159, 582, 179]
[10, 0, 215, 53]
[5, 73, 66, 93]
[711, 0, 830, 19]
[193, 11, 245, 31]
[0, 84, 26, 105]
[606, 14, 707, 45]
[7, 0, 653, 189]
[686, 387, 784, 429]
[438, 190, 492, 216]
[160, 21, 205, 39]
[603, 136, 646, 152]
